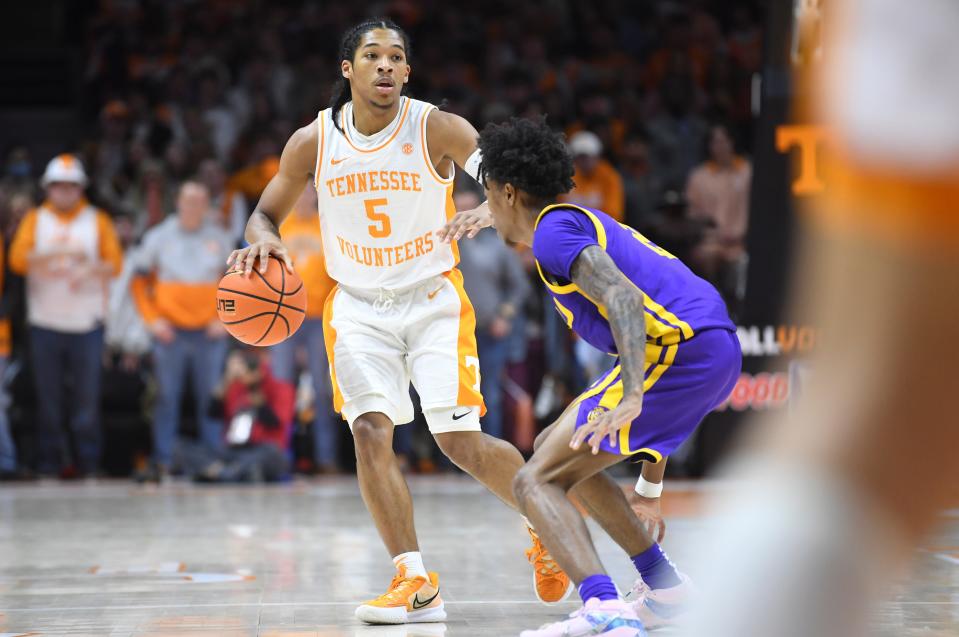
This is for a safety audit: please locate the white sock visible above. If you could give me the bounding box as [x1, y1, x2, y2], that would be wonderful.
[393, 551, 428, 579]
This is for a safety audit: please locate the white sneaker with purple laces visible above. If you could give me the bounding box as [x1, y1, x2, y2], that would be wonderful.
[519, 597, 647, 637]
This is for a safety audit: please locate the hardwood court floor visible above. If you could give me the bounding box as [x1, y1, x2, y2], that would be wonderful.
[0, 477, 955, 636]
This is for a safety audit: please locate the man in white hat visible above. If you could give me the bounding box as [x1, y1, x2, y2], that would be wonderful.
[9, 154, 123, 477]
[563, 130, 626, 222]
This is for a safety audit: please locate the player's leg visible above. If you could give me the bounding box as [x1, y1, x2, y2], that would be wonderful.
[688, 233, 959, 637]
[325, 287, 444, 625]
[513, 410, 645, 637]
[352, 410, 418, 556]
[531, 415, 653, 559]
[409, 271, 574, 603]
[515, 413, 626, 581]
[407, 271, 526, 508]
[432, 429, 524, 507]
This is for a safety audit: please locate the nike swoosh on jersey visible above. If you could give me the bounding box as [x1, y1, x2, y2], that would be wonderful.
[411, 588, 440, 609]
[330, 156, 350, 165]
[427, 286, 443, 300]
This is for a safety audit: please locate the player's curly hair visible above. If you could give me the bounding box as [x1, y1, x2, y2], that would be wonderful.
[329, 18, 411, 135]
[477, 117, 575, 201]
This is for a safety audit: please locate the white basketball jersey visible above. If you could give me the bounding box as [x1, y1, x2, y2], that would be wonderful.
[314, 97, 458, 290]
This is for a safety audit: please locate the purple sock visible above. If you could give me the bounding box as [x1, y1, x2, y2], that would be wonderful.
[578, 573, 618, 603]
[631, 543, 681, 589]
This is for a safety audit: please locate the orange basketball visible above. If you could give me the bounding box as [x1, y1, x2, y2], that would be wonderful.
[216, 255, 307, 346]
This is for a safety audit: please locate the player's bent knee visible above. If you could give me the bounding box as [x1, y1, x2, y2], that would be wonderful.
[434, 431, 482, 468]
[513, 463, 551, 503]
[351, 415, 392, 454]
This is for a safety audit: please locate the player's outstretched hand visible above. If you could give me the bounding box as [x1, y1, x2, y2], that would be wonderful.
[631, 493, 667, 543]
[227, 239, 294, 276]
[570, 394, 643, 455]
[437, 205, 492, 242]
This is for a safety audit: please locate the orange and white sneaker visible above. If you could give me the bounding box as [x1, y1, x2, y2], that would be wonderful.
[526, 527, 575, 604]
[355, 567, 446, 625]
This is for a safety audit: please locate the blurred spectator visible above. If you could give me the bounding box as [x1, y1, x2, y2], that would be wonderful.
[456, 190, 531, 441]
[0, 239, 15, 479]
[105, 214, 151, 365]
[270, 186, 338, 473]
[646, 72, 709, 190]
[198, 158, 248, 245]
[2, 146, 34, 194]
[649, 190, 706, 265]
[561, 131, 625, 222]
[130, 181, 233, 481]
[685, 123, 751, 291]
[228, 135, 280, 203]
[2, 192, 35, 251]
[621, 135, 663, 232]
[197, 67, 242, 163]
[175, 349, 294, 483]
[9, 155, 123, 476]
[92, 100, 132, 201]
[118, 159, 175, 231]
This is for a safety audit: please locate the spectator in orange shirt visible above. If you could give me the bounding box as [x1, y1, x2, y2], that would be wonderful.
[9, 155, 123, 476]
[560, 131, 625, 222]
[270, 186, 339, 473]
[130, 181, 234, 482]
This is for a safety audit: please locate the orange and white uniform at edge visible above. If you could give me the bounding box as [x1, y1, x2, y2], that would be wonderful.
[813, 0, 959, 249]
[315, 96, 485, 432]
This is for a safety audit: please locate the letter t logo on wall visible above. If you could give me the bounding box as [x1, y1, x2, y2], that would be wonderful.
[776, 125, 827, 196]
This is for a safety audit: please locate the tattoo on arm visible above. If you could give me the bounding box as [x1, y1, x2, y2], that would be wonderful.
[570, 245, 647, 398]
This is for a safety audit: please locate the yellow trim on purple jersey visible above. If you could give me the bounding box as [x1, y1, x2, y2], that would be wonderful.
[567, 341, 679, 455]
[533, 204, 695, 349]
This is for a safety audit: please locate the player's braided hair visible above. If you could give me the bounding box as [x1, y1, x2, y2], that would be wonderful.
[477, 117, 575, 200]
[329, 18, 411, 135]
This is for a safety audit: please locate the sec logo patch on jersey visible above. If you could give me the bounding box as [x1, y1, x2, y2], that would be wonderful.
[402, 143, 414, 155]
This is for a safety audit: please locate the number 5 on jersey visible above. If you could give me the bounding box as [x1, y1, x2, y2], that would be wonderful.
[365, 198, 392, 238]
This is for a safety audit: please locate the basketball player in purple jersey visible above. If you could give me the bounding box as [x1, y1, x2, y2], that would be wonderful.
[469, 118, 741, 636]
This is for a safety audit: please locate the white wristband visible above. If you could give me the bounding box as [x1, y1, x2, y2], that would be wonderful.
[635, 476, 664, 499]
[463, 148, 484, 183]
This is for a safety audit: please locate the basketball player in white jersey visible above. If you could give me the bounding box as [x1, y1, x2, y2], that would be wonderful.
[680, 2, 959, 637]
[227, 18, 572, 625]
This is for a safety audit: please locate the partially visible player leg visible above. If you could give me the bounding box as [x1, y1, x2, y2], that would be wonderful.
[433, 429, 524, 508]
[352, 411, 418, 557]
[531, 419, 654, 559]
[411, 271, 573, 604]
[513, 410, 646, 636]
[351, 410, 446, 625]
[325, 288, 445, 625]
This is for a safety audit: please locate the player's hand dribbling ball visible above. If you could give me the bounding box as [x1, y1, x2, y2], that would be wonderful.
[216, 255, 307, 346]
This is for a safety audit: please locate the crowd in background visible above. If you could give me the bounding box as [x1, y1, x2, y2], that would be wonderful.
[0, 0, 759, 481]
